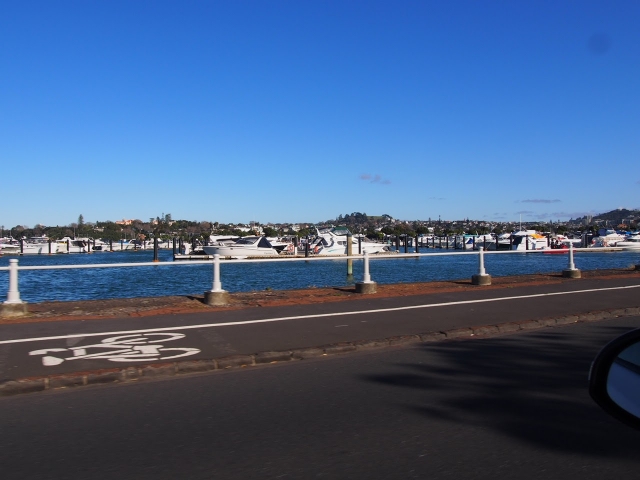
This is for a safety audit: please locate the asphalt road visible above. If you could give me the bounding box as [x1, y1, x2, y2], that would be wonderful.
[2, 276, 640, 380]
[1, 316, 640, 479]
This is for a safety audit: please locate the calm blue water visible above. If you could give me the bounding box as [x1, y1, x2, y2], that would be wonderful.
[1, 249, 638, 303]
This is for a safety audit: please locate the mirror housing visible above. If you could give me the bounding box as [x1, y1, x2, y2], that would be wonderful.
[590, 328, 640, 429]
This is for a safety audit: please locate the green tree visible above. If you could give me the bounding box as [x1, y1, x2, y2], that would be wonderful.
[96, 221, 124, 242]
[262, 226, 278, 237]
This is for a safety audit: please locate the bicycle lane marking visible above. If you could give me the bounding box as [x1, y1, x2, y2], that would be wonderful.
[28, 333, 201, 367]
[2, 284, 639, 346]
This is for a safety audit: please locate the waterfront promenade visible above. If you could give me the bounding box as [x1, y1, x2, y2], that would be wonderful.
[1, 268, 639, 395]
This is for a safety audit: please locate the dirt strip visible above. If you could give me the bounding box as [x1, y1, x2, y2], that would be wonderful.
[3, 268, 639, 324]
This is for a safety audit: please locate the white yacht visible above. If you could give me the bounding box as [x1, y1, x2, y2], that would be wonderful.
[590, 229, 627, 248]
[202, 236, 279, 258]
[57, 237, 90, 253]
[19, 236, 58, 254]
[0, 237, 20, 255]
[312, 227, 390, 255]
[454, 234, 495, 250]
[208, 235, 238, 246]
[495, 232, 512, 250]
[554, 234, 583, 247]
[267, 237, 294, 254]
[616, 234, 640, 251]
[510, 230, 548, 251]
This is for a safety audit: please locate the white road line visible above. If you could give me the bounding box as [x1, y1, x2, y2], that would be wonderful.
[1, 284, 639, 346]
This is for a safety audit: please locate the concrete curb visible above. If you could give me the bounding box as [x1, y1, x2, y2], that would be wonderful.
[2, 306, 639, 398]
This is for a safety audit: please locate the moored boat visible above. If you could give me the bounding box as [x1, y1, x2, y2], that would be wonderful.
[202, 236, 280, 258]
[615, 234, 640, 251]
[0, 237, 20, 255]
[454, 234, 495, 250]
[554, 234, 583, 247]
[312, 227, 390, 255]
[57, 237, 90, 253]
[19, 236, 58, 254]
[510, 230, 548, 251]
[590, 229, 627, 248]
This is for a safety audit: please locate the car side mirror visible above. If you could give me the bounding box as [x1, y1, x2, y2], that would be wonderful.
[589, 329, 640, 429]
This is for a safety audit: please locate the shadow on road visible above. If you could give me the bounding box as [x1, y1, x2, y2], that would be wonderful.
[361, 323, 640, 456]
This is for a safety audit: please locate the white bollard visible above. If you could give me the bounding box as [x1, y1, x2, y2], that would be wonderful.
[568, 242, 576, 270]
[562, 242, 581, 278]
[472, 248, 491, 285]
[478, 247, 487, 276]
[211, 254, 223, 292]
[356, 251, 377, 294]
[204, 254, 229, 305]
[4, 259, 23, 304]
[363, 251, 372, 283]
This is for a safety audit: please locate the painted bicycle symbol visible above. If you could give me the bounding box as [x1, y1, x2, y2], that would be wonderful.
[29, 333, 201, 366]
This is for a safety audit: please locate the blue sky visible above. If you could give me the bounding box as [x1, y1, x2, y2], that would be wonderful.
[2, 1, 638, 228]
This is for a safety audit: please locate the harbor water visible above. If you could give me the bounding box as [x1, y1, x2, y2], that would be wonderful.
[1, 249, 638, 304]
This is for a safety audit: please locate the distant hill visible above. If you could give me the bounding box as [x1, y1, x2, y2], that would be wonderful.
[575, 208, 640, 226]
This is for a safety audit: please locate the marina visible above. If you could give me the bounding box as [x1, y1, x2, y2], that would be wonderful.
[1, 247, 638, 304]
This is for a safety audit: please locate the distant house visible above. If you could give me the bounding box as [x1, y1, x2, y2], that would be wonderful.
[115, 219, 133, 226]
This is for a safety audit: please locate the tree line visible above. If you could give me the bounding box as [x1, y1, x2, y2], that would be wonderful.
[3, 209, 636, 243]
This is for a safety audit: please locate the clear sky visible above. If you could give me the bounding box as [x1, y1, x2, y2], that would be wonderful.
[2, 1, 638, 228]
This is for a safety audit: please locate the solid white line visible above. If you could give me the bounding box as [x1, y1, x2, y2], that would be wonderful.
[1, 284, 639, 346]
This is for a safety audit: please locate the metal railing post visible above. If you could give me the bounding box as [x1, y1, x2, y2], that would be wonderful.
[4, 259, 23, 304]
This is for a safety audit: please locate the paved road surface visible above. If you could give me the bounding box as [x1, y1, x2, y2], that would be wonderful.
[1, 316, 639, 479]
[2, 276, 640, 380]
